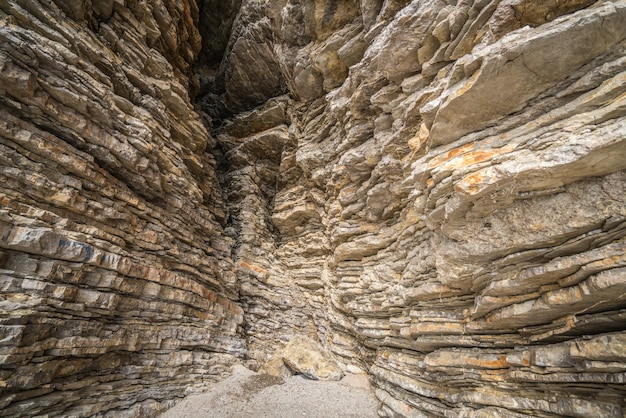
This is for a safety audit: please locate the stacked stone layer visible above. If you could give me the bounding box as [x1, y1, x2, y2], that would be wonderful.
[1, 0, 626, 417]
[1, 1, 244, 416]
[212, 0, 626, 417]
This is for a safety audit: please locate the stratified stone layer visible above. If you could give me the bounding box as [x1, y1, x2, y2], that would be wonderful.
[0, 1, 244, 416]
[213, 0, 626, 417]
[2, 0, 626, 417]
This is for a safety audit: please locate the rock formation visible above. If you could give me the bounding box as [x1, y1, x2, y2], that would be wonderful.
[0, 1, 243, 416]
[1, 0, 625, 417]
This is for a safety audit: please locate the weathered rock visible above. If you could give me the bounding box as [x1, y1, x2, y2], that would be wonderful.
[2, 0, 626, 417]
[263, 335, 343, 381]
[212, 0, 626, 417]
[0, 1, 244, 416]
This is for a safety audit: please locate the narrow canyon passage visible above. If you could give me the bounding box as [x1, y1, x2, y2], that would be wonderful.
[1, 0, 626, 417]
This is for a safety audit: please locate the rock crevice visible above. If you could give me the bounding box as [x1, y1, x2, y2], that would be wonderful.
[1, 0, 625, 417]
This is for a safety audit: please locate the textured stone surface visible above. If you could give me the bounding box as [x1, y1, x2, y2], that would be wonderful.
[212, 0, 626, 417]
[266, 335, 343, 381]
[2, 0, 626, 417]
[0, 1, 244, 416]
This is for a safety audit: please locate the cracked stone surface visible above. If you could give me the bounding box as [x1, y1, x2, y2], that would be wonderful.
[1, 0, 626, 417]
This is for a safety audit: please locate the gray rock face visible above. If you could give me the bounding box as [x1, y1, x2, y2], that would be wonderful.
[215, 1, 626, 417]
[1, 0, 626, 417]
[263, 335, 344, 381]
[0, 1, 243, 416]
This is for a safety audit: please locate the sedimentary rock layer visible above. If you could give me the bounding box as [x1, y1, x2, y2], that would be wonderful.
[213, 0, 626, 417]
[0, 1, 244, 416]
[1, 0, 626, 417]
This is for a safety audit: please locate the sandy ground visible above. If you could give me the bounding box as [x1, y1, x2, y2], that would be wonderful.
[159, 365, 380, 418]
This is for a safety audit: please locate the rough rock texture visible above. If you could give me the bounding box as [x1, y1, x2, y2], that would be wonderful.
[209, 0, 626, 417]
[0, 1, 244, 416]
[263, 334, 343, 380]
[2, 0, 626, 417]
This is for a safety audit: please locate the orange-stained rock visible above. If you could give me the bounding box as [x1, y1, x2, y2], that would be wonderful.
[2, 0, 626, 417]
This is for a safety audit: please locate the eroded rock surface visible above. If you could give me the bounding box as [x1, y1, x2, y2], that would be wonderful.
[263, 334, 343, 380]
[213, 0, 626, 417]
[0, 1, 244, 416]
[1, 0, 626, 417]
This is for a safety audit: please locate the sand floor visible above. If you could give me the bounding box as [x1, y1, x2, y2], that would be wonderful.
[159, 365, 381, 418]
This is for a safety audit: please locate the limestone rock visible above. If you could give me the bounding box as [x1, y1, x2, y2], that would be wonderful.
[0, 1, 243, 416]
[2, 0, 626, 417]
[213, 0, 626, 416]
[267, 335, 344, 381]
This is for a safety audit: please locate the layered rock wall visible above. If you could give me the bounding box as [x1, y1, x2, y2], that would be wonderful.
[1, 0, 626, 417]
[212, 0, 626, 416]
[0, 1, 245, 416]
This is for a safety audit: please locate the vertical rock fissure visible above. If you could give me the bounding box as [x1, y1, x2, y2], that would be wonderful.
[192, 0, 320, 369]
[192, 1, 626, 417]
[1, 0, 626, 417]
